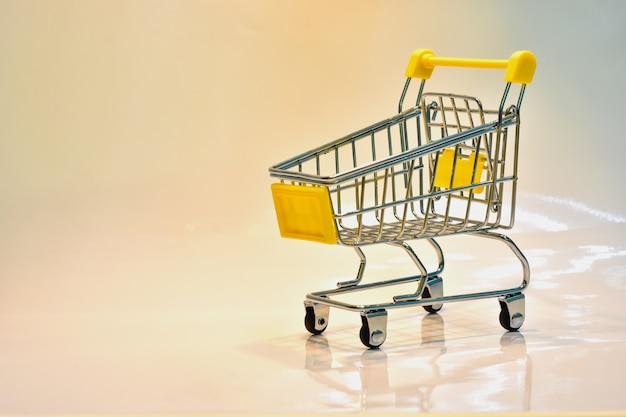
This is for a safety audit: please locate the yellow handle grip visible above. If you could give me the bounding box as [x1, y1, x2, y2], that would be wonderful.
[405, 49, 536, 84]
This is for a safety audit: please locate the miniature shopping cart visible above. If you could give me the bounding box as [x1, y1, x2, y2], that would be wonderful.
[269, 49, 536, 348]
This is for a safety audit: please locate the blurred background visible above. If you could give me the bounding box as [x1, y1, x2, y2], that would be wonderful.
[0, 0, 625, 414]
[1, 0, 624, 233]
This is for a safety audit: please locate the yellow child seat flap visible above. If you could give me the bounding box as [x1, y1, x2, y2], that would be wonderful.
[433, 149, 487, 193]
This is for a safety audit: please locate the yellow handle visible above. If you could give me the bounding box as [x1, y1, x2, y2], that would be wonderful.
[405, 49, 536, 84]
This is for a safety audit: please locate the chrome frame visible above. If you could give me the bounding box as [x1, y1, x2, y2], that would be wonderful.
[271, 76, 531, 347]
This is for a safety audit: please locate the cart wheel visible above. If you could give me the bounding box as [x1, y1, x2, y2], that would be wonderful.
[498, 293, 525, 331]
[359, 310, 388, 349]
[304, 305, 328, 335]
[422, 276, 443, 314]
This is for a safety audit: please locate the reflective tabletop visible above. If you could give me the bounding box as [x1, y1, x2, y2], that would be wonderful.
[0, 192, 624, 415]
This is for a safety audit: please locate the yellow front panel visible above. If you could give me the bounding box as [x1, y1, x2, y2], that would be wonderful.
[271, 183, 338, 244]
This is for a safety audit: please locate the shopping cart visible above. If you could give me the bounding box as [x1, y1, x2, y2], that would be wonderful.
[269, 49, 536, 348]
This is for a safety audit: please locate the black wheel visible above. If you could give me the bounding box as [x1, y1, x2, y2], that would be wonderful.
[359, 314, 385, 349]
[499, 299, 520, 332]
[359, 316, 374, 348]
[305, 306, 327, 335]
[422, 285, 443, 314]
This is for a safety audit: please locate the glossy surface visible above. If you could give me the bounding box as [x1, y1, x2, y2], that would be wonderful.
[0, 192, 625, 414]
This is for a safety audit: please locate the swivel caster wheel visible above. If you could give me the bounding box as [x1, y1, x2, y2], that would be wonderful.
[422, 276, 443, 314]
[359, 310, 388, 349]
[498, 293, 525, 331]
[304, 301, 330, 335]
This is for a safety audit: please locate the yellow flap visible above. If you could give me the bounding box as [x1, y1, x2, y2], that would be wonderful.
[271, 183, 338, 244]
[433, 150, 487, 193]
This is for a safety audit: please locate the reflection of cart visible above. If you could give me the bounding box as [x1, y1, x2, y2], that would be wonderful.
[304, 317, 532, 412]
[269, 49, 536, 348]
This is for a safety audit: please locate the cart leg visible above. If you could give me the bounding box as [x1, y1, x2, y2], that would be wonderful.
[359, 310, 388, 349]
[426, 238, 445, 277]
[304, 300, 330, 335]
[389, 241, 429, 302]
[498, 293, 525, 331]
[473, 231, 529, 331]
[474, 231, 530, 294]
[337, 247, 366, 288]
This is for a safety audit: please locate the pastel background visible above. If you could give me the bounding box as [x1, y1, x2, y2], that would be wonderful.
[0, 0, 625, 414]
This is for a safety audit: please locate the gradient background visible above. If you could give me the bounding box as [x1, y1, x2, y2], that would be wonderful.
[0, 0, 625, 414]
[1, 0, 624, 233]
